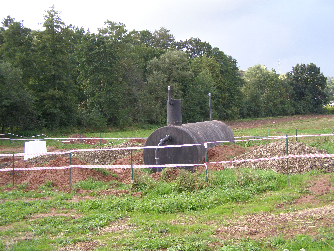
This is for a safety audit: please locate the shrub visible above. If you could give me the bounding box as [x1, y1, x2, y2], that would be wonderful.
[324, 104, 334, 114]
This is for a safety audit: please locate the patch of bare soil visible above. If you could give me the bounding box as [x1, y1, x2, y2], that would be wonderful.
[56, 218, 133, 251]
[205, 144, 249, 171]
[58, 240, 105, 251]
[215, 204, 334, 240]
[99, 217, 134, 234]
[28, 209, 80, 221]
[215, 176, 334, 241]
[0, 155, 134, 190]
[294, 178, 333, 205]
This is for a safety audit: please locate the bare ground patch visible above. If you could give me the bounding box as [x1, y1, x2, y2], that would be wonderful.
[215, 204, 334, 240]
[28, 208, 81, 221]
[215, 176, 334, 240]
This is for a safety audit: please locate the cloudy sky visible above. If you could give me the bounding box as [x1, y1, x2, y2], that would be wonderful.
[1, 0, 333, 76]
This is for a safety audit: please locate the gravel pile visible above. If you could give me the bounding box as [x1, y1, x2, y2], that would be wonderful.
[26, 153, 66, 165]
[27, 141, 141, 165]
[230, 141, 334, 174]
[71, 141, 138, 164]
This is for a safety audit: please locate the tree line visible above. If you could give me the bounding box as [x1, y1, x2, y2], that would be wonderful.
[0, 7, 330, 133]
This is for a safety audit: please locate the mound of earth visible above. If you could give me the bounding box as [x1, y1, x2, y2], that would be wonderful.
[0, 155, 135, 190]
[0, 141, 145, 190]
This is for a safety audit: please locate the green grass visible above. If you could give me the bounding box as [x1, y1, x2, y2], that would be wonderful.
[44, 127, 157, 149]
[233, 115, 334, 138]
[1, 170, 333, 250]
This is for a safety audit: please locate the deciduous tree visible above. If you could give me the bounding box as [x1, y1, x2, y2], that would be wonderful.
[241, 65, 292, 118]
[286, 63, 328, 114]
[141, 50, 192, 125]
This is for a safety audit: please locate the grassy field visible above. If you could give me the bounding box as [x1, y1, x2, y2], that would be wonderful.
[0, 115, 334, 250]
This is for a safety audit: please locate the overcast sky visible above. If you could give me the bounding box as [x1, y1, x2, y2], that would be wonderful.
[1, 0, 333, 76]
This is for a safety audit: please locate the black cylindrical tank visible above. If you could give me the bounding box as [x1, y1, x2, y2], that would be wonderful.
[143, 120, 234, 167]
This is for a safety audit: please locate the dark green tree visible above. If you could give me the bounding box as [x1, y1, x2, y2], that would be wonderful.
[76, 31, 119, 127]
[151, 27, 175, 49]
[175, 37, 212, 58]
[286, 63, 328, 114]
[0, 61, 36, 133]
[30, 6, 78, 128]
[211, 48, 243, 120]
[182, 56, 219, 122]
[0, 16, 34, 86]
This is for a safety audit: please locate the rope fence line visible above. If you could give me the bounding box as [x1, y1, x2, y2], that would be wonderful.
[1, 154, 333, 173]
[1, 132, 333, 186]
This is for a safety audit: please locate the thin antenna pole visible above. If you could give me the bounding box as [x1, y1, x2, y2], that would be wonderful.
[168, 86, 172, 105]
[208, 93, 212, 121]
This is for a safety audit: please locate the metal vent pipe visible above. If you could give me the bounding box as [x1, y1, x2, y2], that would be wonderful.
[167, 86, 182, 126]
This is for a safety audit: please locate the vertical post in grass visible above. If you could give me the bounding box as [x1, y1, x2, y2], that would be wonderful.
[205, 142, 208, 183]
[69, 150, 72, 187]
[12, 152, 15, 187]
[131, 149, 133, 180]
[296, 128, 298, 142]
[286, 134, 289, 188]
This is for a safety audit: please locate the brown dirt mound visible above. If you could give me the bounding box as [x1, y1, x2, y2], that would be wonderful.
[0, 155, 134, 190]
[206, 144, 248, 171]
